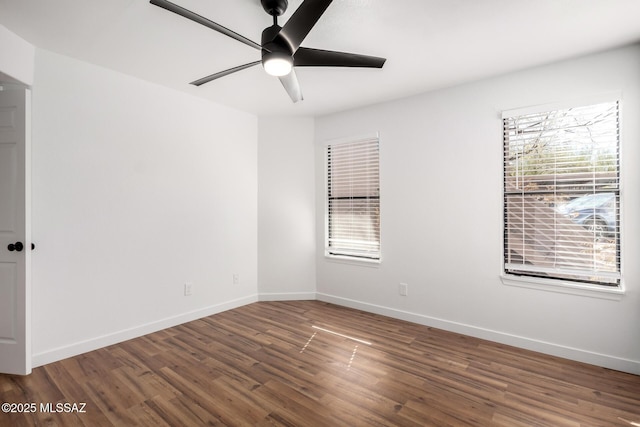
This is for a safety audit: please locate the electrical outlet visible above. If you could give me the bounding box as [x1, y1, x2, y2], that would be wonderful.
[399, 283, 408, 296]
[184, 282, 193, 296]
[233, 274, 239, 285]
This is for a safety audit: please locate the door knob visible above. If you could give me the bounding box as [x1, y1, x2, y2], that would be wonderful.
[7, 241, 24, 252]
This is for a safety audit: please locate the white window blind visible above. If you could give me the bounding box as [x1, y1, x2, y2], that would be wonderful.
[503, 100, 621, 286]
[326, 137, 380, 260]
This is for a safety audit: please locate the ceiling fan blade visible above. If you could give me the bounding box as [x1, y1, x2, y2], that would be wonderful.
[294, 47, 386, 68]
[278, 69, 303, 103]
[150, 0, 261, 51]
[190, 61, 261, 86]
[276, 0, 333, 52]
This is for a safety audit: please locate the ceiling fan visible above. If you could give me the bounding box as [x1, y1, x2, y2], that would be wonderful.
[150, 0, 386, 102]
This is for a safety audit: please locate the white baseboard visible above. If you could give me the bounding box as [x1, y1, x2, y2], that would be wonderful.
[316, 292, 640, 375]
[258, 291, 317, 301]
[32, 294, 259, 368]
[32, 292, 639, 375]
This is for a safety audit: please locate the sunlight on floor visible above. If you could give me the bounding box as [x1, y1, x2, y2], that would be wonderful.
[310, 325, 372, 346]
[618, 418, 640, 426]
[299, 325, 372, 370]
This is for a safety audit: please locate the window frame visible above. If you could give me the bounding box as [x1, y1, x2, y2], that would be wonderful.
[500, 94, 625, 298]
[324, 132, 381, 264]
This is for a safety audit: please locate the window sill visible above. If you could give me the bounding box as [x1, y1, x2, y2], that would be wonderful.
[501, 274, 625, 300]
[324, 254, 381, 268]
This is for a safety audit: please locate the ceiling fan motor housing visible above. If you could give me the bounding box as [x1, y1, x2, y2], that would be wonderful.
[261, 0, 288, 16]
[262, 24, 292, 52]
[261, 24, 294, 73]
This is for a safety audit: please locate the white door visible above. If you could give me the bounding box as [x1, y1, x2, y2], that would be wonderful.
[0, 86, 31, 375]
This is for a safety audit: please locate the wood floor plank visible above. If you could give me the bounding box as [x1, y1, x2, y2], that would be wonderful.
[254, 379, 334, 426]
[126, 400, 172, 427]
[1, 300, 639, 426]
[111, 365, 181, 403]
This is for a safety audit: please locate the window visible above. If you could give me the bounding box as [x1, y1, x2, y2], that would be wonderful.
[326, 135, 380, 260]
[503, 100, 621, 287]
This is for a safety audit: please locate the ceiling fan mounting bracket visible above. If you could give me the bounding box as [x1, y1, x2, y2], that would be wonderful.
[260, 0, 288, 17]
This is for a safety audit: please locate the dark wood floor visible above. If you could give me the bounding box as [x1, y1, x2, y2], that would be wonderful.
[1, 301, 639, 426]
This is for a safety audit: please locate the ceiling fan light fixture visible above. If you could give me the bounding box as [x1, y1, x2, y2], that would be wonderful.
[262, 51, 293, 76]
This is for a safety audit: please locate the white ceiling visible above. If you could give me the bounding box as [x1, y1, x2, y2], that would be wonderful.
[2, 0, 640, 117]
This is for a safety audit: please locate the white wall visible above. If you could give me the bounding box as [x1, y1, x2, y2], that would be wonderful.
[258, 117, 316, 300]
[314, 44, 640, 374]
[30, 49, 258, 365]
[0, 25, 34, 85]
